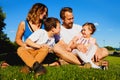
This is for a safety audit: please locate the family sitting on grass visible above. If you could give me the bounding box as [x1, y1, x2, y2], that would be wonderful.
[0, 3, 109, 78]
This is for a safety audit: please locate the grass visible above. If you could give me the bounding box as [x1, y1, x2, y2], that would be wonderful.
[0, 56, 120, 80]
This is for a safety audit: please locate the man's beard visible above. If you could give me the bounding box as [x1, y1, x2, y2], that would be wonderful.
[68, 22, 73, 29]
[63, 22, 73, 29]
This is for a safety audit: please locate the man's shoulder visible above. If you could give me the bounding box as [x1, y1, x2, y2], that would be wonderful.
[73, 24, 82, 27]
[73, 24, 82, 30]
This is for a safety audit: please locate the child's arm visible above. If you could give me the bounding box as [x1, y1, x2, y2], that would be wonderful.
[25, 38, 49, 49]
[66, 40, 73, 52]
[48, 47, 54, 53]
[67, 36, 79, 52]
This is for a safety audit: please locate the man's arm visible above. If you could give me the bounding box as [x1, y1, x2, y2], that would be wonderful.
[94, 43, 102, 62]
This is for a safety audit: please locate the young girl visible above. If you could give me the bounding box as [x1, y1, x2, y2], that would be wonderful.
[67, 22, 101, 69]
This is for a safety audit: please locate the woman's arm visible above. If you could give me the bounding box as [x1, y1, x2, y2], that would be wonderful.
[15, 21, 26, 47]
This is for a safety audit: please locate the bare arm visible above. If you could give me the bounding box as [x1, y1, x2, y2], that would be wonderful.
[15, 21, 26, 47]
[94, 42, 100, 62]
[25, 38, 49, 49]
[67, 36, 79, 51]
[25, 38, 41, 48]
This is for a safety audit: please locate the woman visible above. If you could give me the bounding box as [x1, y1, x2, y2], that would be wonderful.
[1, 3, 58, 72]
[16, 3, 48, 75]
[15, 3, 48, 47]
[1, 3, 48, 68]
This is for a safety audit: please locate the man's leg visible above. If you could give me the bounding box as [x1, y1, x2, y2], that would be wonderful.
[94, 47, 109, 70]
[53, 43, 81, 65]
[94, 47, 109, 62]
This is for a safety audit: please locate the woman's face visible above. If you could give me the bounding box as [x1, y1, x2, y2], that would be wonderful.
[40, 8, 48, 20]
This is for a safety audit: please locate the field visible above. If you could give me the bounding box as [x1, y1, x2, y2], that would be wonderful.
[0, 56, 120, 80]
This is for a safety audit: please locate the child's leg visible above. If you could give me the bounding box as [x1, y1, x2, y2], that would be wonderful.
[75, 48, 100, 69]
[86, 44, 97, 60]
[75, 49, 90, 63]
[86, 44, 100, 68]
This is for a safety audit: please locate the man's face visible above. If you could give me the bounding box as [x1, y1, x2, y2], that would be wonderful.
[62, 11, 74, 29]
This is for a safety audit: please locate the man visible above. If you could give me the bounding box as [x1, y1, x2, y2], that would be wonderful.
[54, 7, 108, 67]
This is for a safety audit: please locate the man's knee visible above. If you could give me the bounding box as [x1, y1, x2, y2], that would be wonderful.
[53, 44, 60, 52]
[98, 48, 109, 60]
[102, 48, 109, 57]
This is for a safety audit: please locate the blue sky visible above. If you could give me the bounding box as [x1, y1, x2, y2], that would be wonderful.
[0, 0, 120, 48]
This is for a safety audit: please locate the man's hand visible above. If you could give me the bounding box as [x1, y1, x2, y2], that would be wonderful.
[94, 48, 101, 62]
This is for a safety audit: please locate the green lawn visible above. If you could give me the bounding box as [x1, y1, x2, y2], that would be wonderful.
[0, 56, 120, 80]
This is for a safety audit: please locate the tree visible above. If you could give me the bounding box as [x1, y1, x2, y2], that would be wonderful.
[105, 46, 115, 51]
[0, 7, 6, 31]
[0, 7, 18, 54]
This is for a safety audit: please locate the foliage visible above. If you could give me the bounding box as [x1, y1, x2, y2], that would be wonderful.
[0, 56, 120, 80]
[0, 7, 6, 31]
[105, 46, 115, 51]
[0, 7, 18, 54]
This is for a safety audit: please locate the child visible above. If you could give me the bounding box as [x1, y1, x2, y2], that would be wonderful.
[17, 17, 60, 77]
[67, 22, 101, 69]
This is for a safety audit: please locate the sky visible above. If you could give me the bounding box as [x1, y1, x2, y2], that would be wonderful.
[0, 0, 120, 48]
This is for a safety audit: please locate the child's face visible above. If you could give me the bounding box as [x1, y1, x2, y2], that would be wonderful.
[53, 22, 61, 35]
[81, 25, 92, 38]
